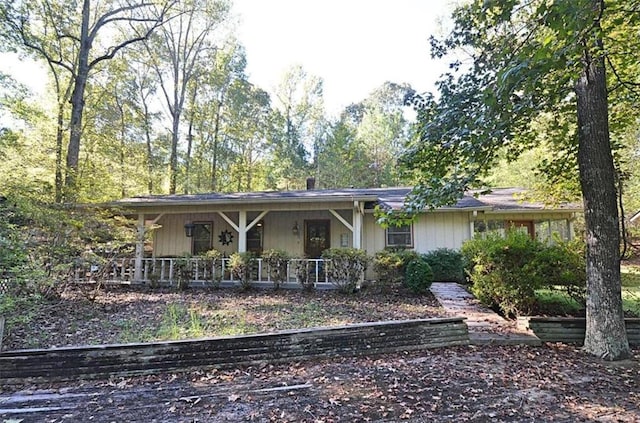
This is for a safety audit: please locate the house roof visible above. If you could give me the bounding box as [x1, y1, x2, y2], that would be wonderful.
[113, 187, 580, 213]
[470, 187, 581, 211]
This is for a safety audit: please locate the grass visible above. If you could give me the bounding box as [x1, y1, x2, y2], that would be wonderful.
[533, 264, 640, 317]
[622, 264, 640, 316]
[534, 289, 583, 316]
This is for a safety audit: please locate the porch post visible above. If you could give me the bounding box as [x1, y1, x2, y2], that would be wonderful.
[353, 201, 363, 249]
[238, 210, 247, 253]
[134, 213, 144, 281]
[568, 217, 575, 240]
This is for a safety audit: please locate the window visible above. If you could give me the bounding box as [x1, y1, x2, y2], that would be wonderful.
[192, 222, 212, 255]
[247, 221, 263, 254]
[474, 220, 505, 237]
[386, 224, 412, 247]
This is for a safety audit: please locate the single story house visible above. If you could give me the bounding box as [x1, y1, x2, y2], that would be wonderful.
[89, 186, 580, 287]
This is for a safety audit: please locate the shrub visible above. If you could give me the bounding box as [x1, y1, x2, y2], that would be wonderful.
[461, 231, 587, 317]
[372, 249, 405, 291]
[531, 240, 586, 306]
[404, 257, 434, 294]
[174, 254, 194, 291]
[262, 249, 290, 289]
[293, 259, 315, 292]
[322, 248, 368, 293]
[202, 249, 222, 288]
[462, 231, 543, 317]
[228, 252, 256, 290]
[372, 248, 421, 291]
[422, 248, 465, 283]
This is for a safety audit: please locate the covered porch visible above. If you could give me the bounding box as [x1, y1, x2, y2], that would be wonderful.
[100, 189, 377, 287]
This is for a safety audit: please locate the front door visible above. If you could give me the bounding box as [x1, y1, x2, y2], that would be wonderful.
[305, 220, 330, 258]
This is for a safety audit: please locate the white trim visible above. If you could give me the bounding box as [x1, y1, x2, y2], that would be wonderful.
[329, 209, 353, 232]
[134, 214, 144, 281]
[217, 211, 239, 232]
[247, 210, 269, 231]
[238, 211, 247, 253]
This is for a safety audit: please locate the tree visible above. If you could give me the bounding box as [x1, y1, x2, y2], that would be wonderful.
[355, 82, 413, 187]
[398, 0, 637, 359]
[0, 0, 175, 201]
[143, 0, 231, 194]
[270, 65, 325, 189]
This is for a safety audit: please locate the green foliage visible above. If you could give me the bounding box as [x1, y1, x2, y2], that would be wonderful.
[372, 250, 405, 289]
[404, 257, 433, 294]
[293, 259, 315, 292]
[0, 191, 134, 336]
[372, 248, 419, 291]
[202, 249, 222, 288]
[462, 231, 586, 317]
[531, 240, 586, 306]
[422, 248, 466, 283]
[462, 231, 542, 317]
[322, 248, 368, 294]
[261, 249, 290, 289]
[173, 255, 193, 291]
[228, 252, 256, 290]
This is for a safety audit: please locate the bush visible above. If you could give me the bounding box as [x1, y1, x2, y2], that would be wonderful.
[372, 248, 420, 291]
[462, 231, 543, 317]
[404, 257, 434, 294]
[173, 254, 194, 291]
[293, 259, 315, 292]
[262, 249, 290, 289]
[531, 240, 586, 306]
[372, 249, 405, 290]
[422, 248, 465, 283]
[461, 231, 587, 317]
[322, 248, 368, 293]
[202, 249, 223, 288]
[228, 252, 256, 290]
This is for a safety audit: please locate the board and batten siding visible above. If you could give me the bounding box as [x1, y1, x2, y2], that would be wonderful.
[153, 209, 355, 257]
[153, 213, 237, 257]
[362, 211, 472, 256]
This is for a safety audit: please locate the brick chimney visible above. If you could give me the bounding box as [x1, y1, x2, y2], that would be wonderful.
[306, 177, 316, 190]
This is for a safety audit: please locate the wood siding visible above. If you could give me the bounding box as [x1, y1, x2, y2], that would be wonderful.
[153, 209, 355, 257]
[362, 211, 472, 255]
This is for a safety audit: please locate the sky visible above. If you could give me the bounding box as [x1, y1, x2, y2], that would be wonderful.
[232, 0, 456, 115]
[0, 0, 457, 117]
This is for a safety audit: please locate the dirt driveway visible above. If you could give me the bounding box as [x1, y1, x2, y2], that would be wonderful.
[2, 344, 638, 422]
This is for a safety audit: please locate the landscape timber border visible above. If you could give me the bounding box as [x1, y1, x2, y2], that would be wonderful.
[0, 317, 469, 385]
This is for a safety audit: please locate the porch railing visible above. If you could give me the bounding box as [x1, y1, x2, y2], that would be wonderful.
[74, 257, 329, 288]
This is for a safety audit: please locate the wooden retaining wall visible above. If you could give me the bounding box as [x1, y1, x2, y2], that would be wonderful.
[0, 318, 468, 385]
[518, 317, 640, 345]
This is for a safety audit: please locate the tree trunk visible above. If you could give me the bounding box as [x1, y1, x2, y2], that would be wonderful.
[211, 99, 223, 191]
[575, 11, 630, 360]
[55, 103, 65, 203]
[169, 114, 179, 194]
[142, 99, 154, 194]
[64, 0, 91, 201]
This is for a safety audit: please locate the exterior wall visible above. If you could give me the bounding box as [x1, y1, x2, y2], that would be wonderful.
[153, 209, 354, 257]
[362, 211, 472, 256]
[153, 212, 237, 257]
[153, 209, 576, 258]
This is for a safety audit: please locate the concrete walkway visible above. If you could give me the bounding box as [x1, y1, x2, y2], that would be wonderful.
[430, 282, 541, 345]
